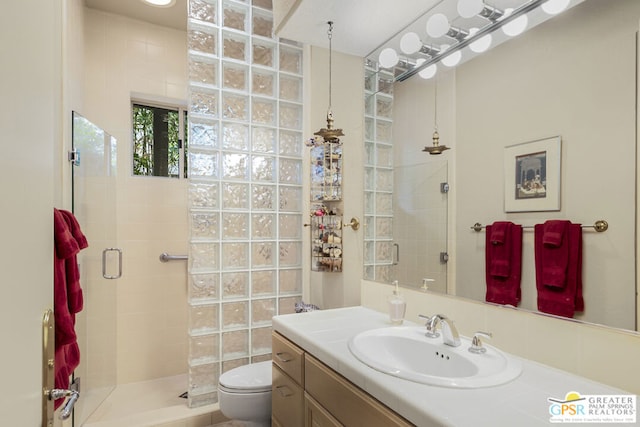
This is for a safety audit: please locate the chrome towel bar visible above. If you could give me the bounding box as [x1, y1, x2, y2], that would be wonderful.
[470, 220, 608, 233]
[159, 252, 188, 262]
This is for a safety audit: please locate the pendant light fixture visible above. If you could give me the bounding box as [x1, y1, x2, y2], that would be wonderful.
[423, 79, 450, 155]
[313, 21, 344, 144]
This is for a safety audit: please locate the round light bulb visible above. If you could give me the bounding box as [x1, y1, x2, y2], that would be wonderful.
[457, 0, 485, 19]
[542, 0, 570, 15]
[141, 0, 175, 6]
[426, 13, 450, 38]
[502, 9, 528, 37]
[378, 48, 399, 69]
[400, 32, 423, 55]
[418, 60, 437, 79]
[468, 27, 492, 53]
[440, 44, 461, 67]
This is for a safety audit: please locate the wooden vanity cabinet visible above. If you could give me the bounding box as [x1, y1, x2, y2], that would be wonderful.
[272, 332, 414, 427]
[272, 332, 305, 426]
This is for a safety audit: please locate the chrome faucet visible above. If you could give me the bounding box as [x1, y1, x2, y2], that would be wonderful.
[418, 314, 461, 347]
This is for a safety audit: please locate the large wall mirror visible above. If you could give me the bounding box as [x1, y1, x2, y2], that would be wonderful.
[364, 0, 639, 332]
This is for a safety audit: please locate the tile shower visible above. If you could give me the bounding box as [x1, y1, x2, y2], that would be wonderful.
[186, 0, 304, 407]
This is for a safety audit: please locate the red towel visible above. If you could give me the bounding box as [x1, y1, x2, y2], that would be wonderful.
[535, 221, 583, 318]
[485, 221, 522, 306]
[53, 208, 87, 409]
[541, 221, 569, 288]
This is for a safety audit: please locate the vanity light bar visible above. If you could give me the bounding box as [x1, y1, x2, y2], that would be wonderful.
[396, 0, 546, 82]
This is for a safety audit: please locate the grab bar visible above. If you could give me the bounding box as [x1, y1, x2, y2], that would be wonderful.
[392, 243, 399, 266]
[159, 252, 188, 263]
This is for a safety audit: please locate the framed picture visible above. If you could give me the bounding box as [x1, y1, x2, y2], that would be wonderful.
[504, 136, 561, 212]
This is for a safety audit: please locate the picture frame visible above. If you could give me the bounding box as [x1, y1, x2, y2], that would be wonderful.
[504, 136, 561, 212]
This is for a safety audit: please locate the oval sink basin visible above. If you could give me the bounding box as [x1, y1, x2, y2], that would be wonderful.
[348, 326, 522, 388]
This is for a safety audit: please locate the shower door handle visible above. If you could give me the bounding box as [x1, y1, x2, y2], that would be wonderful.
[48, 386, 79, 420]
[102, 248, 122, 279]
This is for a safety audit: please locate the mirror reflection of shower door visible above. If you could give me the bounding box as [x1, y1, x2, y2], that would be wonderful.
[71, 111, 118, 425]
[393, 160, 448, 293]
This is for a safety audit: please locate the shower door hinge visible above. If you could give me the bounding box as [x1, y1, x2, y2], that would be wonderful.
[68, 149, 80, 166]
[440, 182, 449, 193]
[440, 252, 449, 264]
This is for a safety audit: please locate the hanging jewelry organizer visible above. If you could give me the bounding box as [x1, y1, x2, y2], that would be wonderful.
[306, 21, 349, 272]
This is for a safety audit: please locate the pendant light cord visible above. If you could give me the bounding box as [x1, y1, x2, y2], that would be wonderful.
[434, 76, 438, 132]
[327, 21, 333, 114]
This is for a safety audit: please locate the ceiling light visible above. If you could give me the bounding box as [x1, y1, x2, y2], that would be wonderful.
[541, 0, 570, 15]
[141, 0, 176, 7]
[423, 80, 450, 155]
[426, 13, 450, 38]
[379, 48, 399, 69]
[441, 44, 462, 67]
[312, 21, 344, 143]
[420, 45, 441, 57]
[400, 32, 423, 55]
[457, 0, 485, 18]
[502, 8, 528, 37]
[468, 28, 492, 53]
[446, 26, 470, 42]
[416, 59, 437, 79]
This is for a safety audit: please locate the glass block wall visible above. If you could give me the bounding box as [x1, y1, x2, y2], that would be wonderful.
[363, 61, 395, 283]
[186, 0, 304, 407]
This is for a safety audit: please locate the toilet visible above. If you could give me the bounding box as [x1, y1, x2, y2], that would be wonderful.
[217, 360, 272, 427]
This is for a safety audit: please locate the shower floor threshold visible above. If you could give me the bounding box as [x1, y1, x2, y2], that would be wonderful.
[82, 374, 220, 427]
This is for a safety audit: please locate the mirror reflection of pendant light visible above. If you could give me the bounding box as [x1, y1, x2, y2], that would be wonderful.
[423, 78, 450, 155]
[314, 21, 344, 143]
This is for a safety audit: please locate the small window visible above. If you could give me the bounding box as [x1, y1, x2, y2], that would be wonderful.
[132, 102, 188, 178]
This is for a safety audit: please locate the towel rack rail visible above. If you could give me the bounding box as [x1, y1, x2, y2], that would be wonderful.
[159, 252, 188, 262]
[470, 220, 608, 233]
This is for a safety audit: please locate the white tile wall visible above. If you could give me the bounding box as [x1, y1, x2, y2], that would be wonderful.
[83, 8, 190, 384]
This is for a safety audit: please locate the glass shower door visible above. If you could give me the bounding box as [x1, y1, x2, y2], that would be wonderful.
[392, 159, 448, 293]
[71, 111, 118, 424]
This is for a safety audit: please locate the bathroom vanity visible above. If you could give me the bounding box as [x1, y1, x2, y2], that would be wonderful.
[272, 330, 412, 426]
[271, 306, 632, 426]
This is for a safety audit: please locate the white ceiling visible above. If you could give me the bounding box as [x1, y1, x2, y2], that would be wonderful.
[83, 0, 439, 57]
[85, 0, 188, 31]
[275, 0, 443, 57]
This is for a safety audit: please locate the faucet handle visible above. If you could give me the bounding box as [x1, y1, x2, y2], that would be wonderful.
[418, 314, 440, 338]
[468, 331, 492, 354]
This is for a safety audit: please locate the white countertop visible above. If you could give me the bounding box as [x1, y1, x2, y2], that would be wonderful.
[272, 306, 632, 427]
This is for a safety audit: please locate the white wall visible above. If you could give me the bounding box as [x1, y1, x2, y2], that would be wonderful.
[83, 8, 189, 384]
[454, 0, 637, 330]
[0, 0, 59, 423]
[305, 46, 364, 309]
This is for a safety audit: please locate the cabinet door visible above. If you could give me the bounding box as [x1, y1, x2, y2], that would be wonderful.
[272, 365, 304, 426]
[305, 393, 343, 427]
[272, 331, 305, 385]
[305, 355, 414, 427]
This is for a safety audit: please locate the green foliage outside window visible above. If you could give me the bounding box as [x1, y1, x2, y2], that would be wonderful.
[132, 103, 187, 178]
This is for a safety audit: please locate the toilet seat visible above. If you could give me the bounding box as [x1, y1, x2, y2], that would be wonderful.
[218, 360, 272, 393]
